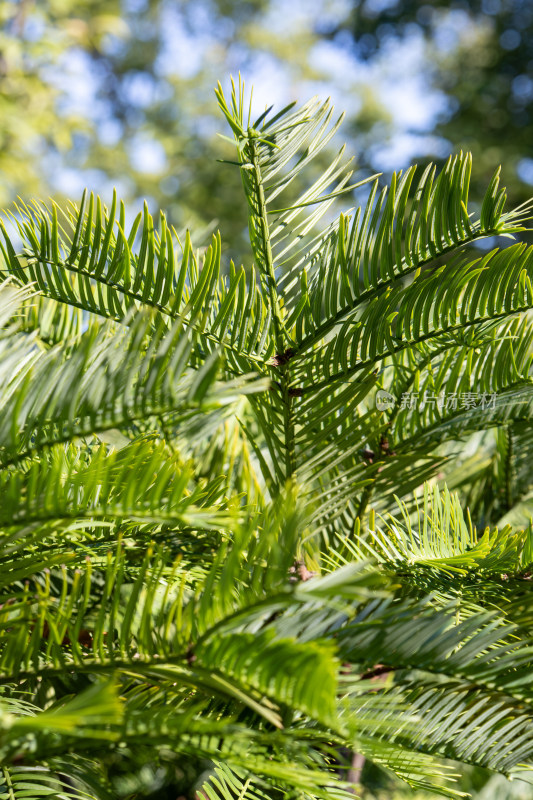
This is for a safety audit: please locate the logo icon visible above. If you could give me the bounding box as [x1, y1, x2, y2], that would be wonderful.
[376, 389, 395, 411]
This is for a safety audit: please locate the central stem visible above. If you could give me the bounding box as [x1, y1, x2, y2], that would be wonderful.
[281, 375, 296, 479]
[503, 424, 513, 512]
[245, 133, 296, 480]
[248, 135, 284, 352]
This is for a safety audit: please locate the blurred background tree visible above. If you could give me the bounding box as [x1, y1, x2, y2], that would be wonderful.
[345, 0, 533, 209]
[3, 0, 533, 262]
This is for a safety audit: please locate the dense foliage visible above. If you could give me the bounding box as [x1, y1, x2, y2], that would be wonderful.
[1, 78, 533, 798]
